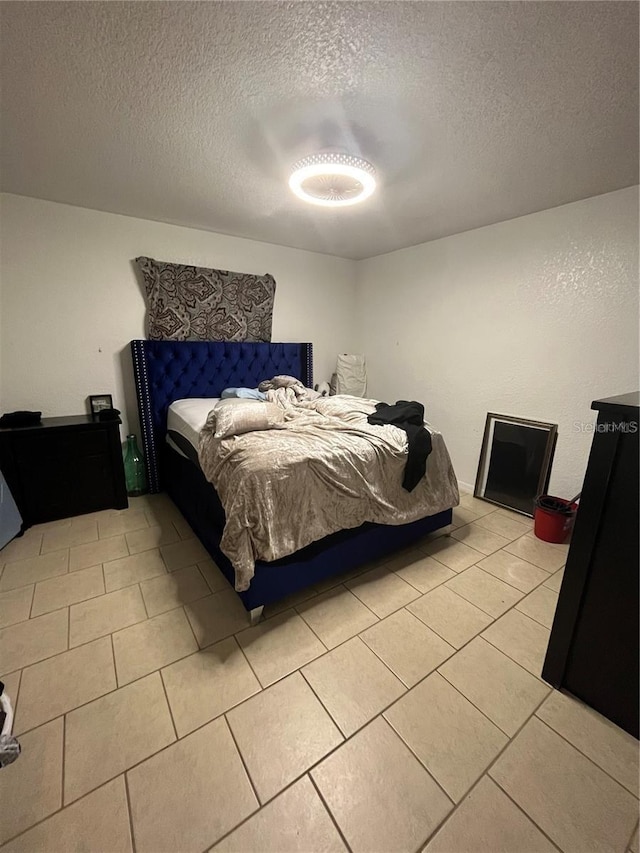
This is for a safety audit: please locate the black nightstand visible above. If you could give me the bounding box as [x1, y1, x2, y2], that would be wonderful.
[0, 415, 128, 528]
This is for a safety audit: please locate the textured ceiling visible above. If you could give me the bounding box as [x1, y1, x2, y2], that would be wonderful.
[1, 1, 638, 260]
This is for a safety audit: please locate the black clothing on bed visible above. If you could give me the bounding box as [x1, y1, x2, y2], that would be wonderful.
[367, 401, 433, 492]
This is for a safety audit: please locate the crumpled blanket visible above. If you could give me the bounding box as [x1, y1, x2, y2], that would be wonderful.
[198, 394, 459, 591]
[258, 374, 321, 402]
[264, 386, 321, 406]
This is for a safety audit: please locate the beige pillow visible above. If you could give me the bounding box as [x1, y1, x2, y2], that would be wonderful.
[213, 398, 284, 439]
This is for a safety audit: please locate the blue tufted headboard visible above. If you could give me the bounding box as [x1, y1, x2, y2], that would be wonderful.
[131, 340, 313, 492]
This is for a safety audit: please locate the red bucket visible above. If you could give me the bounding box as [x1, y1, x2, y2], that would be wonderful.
[534, 496, 578, 544]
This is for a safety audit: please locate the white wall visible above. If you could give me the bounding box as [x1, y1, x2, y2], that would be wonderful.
[2, 188, 637, 499]
[0, 194, 357, 434]
[356, 187, 639, 497]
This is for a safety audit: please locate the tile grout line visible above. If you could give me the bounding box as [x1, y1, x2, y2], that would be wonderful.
[60, 712, 67, 817]
[201, 771, 332, 853]
[433, 529, 563, 576]
[378, 711, 458, 811]
[624, 819, 640, 853]
[222, 707, 444, 852]
[514, 600, 558, 630]
[346, 578, 423, 618]
[29, 579, 109, 620]
[27, 581, 37, 620]
[198, 792, 277, 852]
[390, 568, 456, 598]
[10, 621, 263, 739]
[424, 540, 487, 570]
[298, 665, 354, 740]
[481, 630, 549, 683]
[488, 784, 564, 853]
[43, 706, 183, 811]
[138, 583, 150, 620]
[109, 632, 117, 688]
[406, 591, 488, 649]
[123, 772, 139, 853]
[0, 767, 133, 848]
[407, 557, 557, 677]
[500, 545, 566, 574]
[487, 685, 636, 831]
[449, 524, 513, 552]
[436, 636, 552, 739]
[1, 528, 135, 571]
[418, 690, 563, 853]
[358, 613, 457, 686]
[532, 713, 639, 799]
[100, 560, 107, 597]
[441, 574, 525, 619]
[7, 668, 23, 732]
[479, 562, 561, 597]
[157, 668, 179, 742]
[308, 771, 355, 853]
[180, 602, 200, 649]
[222, 714, 262, 807]
[471, 520, 567, 566]
[293, 600, 372, 651]
[1, 610, 73, 681]
[234, 644, 293, 693]
[291, 669, 455, 805]
[67, 602, 150, 653]
[230, 634, 267, 694]
[295, 580, 383, 628]
[382, 664, 543, 803]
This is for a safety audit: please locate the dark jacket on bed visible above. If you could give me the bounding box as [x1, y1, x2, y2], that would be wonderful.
[367, 401, 433, 492]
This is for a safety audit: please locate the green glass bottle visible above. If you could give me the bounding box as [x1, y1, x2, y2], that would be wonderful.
[123, 434, 148, 497]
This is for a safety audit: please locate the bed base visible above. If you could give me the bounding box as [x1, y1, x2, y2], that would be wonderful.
[164, 442, 453, 613]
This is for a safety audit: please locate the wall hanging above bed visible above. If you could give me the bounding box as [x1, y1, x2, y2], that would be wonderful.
[135, 256, 276, 342]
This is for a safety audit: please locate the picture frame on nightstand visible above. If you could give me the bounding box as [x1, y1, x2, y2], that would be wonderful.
[89, 394, 114, 417]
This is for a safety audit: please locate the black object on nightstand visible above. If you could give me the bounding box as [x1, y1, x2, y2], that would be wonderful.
[0, 415, 128, 528]
[542, 392, 639, 739]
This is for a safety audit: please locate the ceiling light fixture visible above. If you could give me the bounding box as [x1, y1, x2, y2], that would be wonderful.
[289, 152, 377, 208]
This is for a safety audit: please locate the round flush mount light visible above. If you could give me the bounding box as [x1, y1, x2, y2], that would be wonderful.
[288, 152, 377, 208]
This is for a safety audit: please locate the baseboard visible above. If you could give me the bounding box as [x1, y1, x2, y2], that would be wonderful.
[458, 479, 475, 495]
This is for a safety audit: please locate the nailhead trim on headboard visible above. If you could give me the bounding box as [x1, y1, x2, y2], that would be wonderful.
[130, 340, 313, 493]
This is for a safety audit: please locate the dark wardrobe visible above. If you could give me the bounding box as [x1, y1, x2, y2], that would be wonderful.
[543, 392, 639, 739]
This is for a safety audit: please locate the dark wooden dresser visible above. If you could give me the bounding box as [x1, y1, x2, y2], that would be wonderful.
[542, 392, 639, 738]
[0, 415, 128, 528]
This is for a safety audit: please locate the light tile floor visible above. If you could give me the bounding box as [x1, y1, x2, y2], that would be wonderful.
[0, 491, 638, 853]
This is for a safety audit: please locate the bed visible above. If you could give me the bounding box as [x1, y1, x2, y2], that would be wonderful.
[131, 339, 456, 623]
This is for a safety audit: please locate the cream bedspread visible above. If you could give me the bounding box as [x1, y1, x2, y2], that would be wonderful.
[198, 395, 459, 591]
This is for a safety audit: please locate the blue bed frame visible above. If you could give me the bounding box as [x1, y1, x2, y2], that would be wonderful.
[131, 339, 452, 617]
